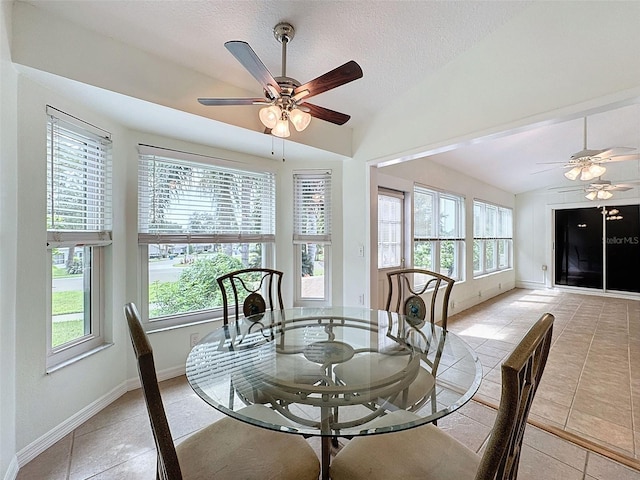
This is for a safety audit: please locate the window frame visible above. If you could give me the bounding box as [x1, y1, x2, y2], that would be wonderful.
[292, 170, 332, 306]
[137, 145, 277, 330]
[45, 106, 112, 371]
[413, 185, 465, 281]
[473, 199, 513, 277]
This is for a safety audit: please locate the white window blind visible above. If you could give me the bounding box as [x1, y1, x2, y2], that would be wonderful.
[293, 171, 332, 244]
[473, 200, 513, 239]
[46, 106, 112, 246]
[138, 148, 276, 244]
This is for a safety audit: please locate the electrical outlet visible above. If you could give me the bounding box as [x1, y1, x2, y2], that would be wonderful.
[358, 294, 365, 305]
[190, 333, 200, 348]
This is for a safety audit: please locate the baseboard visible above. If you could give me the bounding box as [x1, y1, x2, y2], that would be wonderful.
[2, 457, 19, 480]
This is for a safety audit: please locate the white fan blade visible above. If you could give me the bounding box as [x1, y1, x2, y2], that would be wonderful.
[602, 153, 640, 163]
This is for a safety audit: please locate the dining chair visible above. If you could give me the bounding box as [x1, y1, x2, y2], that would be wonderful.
[216, 267, 284, 326]
[124, 303, 320, 480]
[334, 268, 455, 412]
[329, 312, 555, 480]
[385, 268, 455, 330]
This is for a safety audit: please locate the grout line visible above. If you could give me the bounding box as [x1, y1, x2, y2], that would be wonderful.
[583, 451, 589, 480]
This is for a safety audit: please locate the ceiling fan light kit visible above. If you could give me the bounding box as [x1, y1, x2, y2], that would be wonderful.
[198, 22, 363, 139]
[585, 189, 613, 201]
[564, 162, 606, 181]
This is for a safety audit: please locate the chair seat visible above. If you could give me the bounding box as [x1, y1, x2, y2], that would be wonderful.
[177, 405, 320, 480]
[334, 353, 435, 408]
[330, 410, 480, 480]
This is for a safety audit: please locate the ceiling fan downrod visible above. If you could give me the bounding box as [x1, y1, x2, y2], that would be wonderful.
[274, 22, 295, 78]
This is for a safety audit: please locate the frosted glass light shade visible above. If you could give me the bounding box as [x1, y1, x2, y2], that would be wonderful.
[271, 118, 291, 138]
[586, 189, 613, 200]
[587, 163, 606, 178]
[565, 166, 582, 180]
[259, 106, 280, 129]
[598, 190, 613, 200]
[289, 108, 312, 132]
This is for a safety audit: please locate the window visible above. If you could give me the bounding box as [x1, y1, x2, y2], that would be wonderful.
[378, 189, 404, 269]
[413, 186, 464, 280]
[293, 170, 331, 305]
[46, 106, 112, 370]
[138, 145, 276, 328]
[473, 200, 513, 276]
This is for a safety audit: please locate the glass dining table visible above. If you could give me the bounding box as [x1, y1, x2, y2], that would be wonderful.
[186, 306, 482, 480]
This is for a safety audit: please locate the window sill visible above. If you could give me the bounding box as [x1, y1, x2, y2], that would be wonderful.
[46, 342, 114, 374]
[146, 316, 223, 335]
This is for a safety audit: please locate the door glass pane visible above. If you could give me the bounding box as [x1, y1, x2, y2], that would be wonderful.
[378, 194, 402, 268]
[301, 243, 325, 299]
[52, 246, 91, 348]
[605, 205, 640, 293]
[555, 208, 603, 289]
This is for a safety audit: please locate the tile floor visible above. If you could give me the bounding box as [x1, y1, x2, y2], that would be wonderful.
[16, 288, 640, 479]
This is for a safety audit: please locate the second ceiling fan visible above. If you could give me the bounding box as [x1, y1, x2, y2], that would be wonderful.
[198, 22, 363, 138]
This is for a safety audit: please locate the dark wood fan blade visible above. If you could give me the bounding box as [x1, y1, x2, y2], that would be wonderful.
[198, 98, 268, 106]
[303, 103, 351, 125]
[293, 60, 363, 100]
[225, 41, 281, 96]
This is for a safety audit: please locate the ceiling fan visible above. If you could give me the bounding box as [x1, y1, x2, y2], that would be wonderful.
[537, 117, 639, 181]
[197, 22, 363, 138]
[554, 177, 640, 200]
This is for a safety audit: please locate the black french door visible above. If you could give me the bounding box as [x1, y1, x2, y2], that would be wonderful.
[555, 205, 639, 293]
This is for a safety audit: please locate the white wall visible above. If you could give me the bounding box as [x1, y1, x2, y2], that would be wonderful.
[1, 1, 18, 477]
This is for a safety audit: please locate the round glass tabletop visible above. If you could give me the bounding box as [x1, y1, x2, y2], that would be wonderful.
[186, 307, 481, 438]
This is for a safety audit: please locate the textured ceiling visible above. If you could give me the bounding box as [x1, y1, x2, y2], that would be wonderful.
[17, 0, 640, 194]
[22, 0, 531, 129]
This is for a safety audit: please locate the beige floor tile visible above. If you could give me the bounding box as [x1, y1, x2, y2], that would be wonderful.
[88, 450, 157, 480]
[16, 434, 72, 480]
[530, 396, 571, 428]
[586, 452, 640, 479]
[572, 389, 633, 429]
[567, 409, 635, 455]
[523, 425, 587, 471]
[516, 444, 584, 480]
[74, 389, 147, 437]
[69, 413, 155, 480]
[437, 411, 491, 452]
